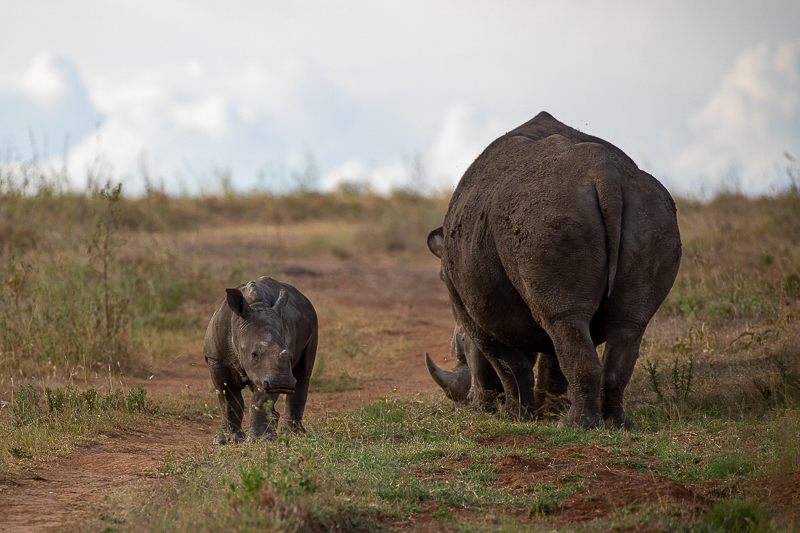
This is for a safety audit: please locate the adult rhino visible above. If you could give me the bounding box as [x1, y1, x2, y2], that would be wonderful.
[426, 111, 681, 429]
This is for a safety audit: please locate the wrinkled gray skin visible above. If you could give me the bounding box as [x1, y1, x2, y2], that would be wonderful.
[204, 276, 318, 444]
[427, 111, 681, 429]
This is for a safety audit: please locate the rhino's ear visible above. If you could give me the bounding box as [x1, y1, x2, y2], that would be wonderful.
[226, 288, 252, 319]
[273, 289, 288, 311]
[427, 227, 444, 258]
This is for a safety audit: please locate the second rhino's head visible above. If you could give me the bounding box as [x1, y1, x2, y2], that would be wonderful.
[226, 287, 297, 394]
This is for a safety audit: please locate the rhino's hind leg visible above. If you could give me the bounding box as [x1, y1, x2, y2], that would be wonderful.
[600, 322, 646, 429]
[546, 317, 604, 429]
[247, 390, 280, 442]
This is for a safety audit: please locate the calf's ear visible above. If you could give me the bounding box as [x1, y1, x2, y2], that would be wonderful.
[226, 288, 252, 319]
[427, 227, 445, 258]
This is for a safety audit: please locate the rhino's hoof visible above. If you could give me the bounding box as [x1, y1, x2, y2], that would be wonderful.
[212, 430, 246, 445]
[603, 414, 634, 430]
[467, 394, 499, 414]
[494, 405, 535, 422]
[557, 415, 604, 430]
[246, 430, 277, 443]
[279, 421, 306, 435]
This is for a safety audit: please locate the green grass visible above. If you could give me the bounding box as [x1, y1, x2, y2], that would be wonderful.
[0, 384, 160, 480]
[70, 393, 800, 532]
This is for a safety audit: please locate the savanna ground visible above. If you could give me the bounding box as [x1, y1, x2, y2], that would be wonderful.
[0, 161, 799, 532]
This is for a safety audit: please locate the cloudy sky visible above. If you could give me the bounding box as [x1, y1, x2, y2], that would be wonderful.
[1, 1, 799, 197]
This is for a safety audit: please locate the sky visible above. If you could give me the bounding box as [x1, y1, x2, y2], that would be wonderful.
[1, 1, 799, 198]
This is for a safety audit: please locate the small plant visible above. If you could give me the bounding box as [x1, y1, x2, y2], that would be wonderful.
[785, 151, 799, 196]
[12, 384, 156, 427]
[644, 359, 665, 402]
[644, 355, 695, 404]
[671, 356, 695, 403]
[102, 385, 157, 413]
[10, 384, 41, 426]
[86, 181, 127, 351]
[730, 329, 774, 351]
[237, 465, 266, 500]
[694, 498, 778, 533]
[706, 454, 752, 480]
[123, 385, 156, 413]
[672, 323, 712, 352]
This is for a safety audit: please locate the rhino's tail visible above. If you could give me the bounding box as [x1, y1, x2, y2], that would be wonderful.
[594, 170, 623, 298]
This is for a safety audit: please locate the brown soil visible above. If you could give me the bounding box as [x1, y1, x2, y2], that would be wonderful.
[0, 243, 798, 531]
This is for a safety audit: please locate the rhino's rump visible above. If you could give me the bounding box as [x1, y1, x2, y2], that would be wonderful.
[441, 134, 626, 352]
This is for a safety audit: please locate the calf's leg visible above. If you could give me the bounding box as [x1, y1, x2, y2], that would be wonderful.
[248, 390, 280, 441]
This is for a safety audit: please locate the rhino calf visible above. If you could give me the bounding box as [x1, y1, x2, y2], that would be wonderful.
[204, 276, 318, 444]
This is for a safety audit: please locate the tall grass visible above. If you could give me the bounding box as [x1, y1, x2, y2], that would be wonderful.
[0, 164, 449, 382]
[0, 383, 158, 480]
[664, 194, 800, 322]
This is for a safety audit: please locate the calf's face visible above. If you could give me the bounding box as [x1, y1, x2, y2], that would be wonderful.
[226, 288, 297, 393]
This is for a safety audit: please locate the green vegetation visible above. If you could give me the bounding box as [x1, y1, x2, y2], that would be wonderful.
[1, 384, 158, 480]
[77, 395, 798, 531]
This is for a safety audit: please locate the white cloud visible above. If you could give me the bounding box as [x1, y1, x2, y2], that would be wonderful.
[66, 117, 145, 191]
[322, 160, 408, 196]
[321, 105, 507, 195]
[323, 160, 368, 191]
[17, 53, 69, 107]
[4, 4, 800, 198]
[427, 103, 506, 190]
[172, 96, 229, 137]
[673, 42, 800, 195]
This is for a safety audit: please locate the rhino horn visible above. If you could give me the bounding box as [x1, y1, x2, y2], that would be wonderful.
[425, 352, 471, 403]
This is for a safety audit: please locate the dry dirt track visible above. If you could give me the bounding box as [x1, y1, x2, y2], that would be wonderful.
[0, 255, 457, 531]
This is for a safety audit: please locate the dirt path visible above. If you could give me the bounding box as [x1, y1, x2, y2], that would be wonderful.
[0, 255, 456, 531]
[0, 419, 216, 531]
